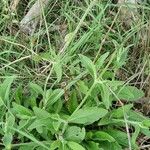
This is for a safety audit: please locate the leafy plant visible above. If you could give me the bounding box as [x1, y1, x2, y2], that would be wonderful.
[0, 55, 147, 150]
[0, 0, 149, 149]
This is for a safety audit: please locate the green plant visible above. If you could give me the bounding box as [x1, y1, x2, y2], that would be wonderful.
[0, 54, 148, 150]
[0, 0, 150, 149]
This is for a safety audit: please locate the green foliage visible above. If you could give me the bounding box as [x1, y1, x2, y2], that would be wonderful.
[68, 107, 108, 125]
[0, 0, 149, 149]
[0, 74, 147, 149]
[117, 86, 145, 101]
[79, 54, 97, 79]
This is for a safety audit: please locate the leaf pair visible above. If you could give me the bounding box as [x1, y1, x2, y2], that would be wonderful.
[79, 52, 109, 79]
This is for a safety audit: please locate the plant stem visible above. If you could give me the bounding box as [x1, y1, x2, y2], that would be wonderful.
[71, 81, 96, 115]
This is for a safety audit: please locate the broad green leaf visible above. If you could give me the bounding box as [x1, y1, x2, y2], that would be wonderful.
[67, 141, 85, 150]
[52, 120, 61, 131]
[112, 104, 133, 118]
[98, 115, 124, 126]
[68, 107, 108, 125]
[96, 52, 109, 70]
[99, 141, 122, 150]
[45, 89, 64, 107]
[141, 128, 150, 138]
[78, 80, 89, 95]
[67, 90, 78, 113]
[98, 114, 112, 126]
[14, 85, 23, 104]
[84, 141, 100, 150]
[0, 76, 15, 104]
[79, 54, 97, 79]
[33, 107, 50, 119]
[53, 62, 62, 82]
[29, 82, 43, 95]
[18, 144, 37, 150]
[128, 110, 148, 122]
[33, 107, 61, 122]
[50, 140, 61, 150]
[105, 129, 128, 147]
[98, 83, 111, 109]
[92, 131, 115, 142]
[64, 126, 85, 143]
[2, 133, 12, 150]
[6, 114, 15, 133]
[36, 126, 43, 134]
[53, 99, 63, 113]
[29, 97, 37, 108]
[28, 118, 54, 132]
[117, 86, 144, 101]
[12, 102, 33, 117]
[142, 120, 150, 127]
[106, 80, 124, 91]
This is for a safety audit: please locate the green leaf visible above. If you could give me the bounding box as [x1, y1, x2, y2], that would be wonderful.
[142, 120, 150, 127]
[45, 89, 64, 107]
[18, 143, 37, 150]
[98, 83, 111, 109]
[96, 52, 109, 70]
[68, 107, 108, 125]
[67, 141, 85, 150]
[53, 62, 62, 82]
[2, 133, 12, 149]
[106, 80, 124, 91]
[128, 110, 148, 122]
[92, 131, 116, 142]
[117, 86, 144, 101]
[64, 126, 85, 143]
[52, 120, 61, 131]
[99, 141, 122, 150]
[78, 80, 89, 95]
[12, 102, 33, 118]
[6, 114, 15, 133]
[53, 99, 63, 113]
[141, 128, 150, 138]
[67, 90, 78, 113]
[79, 54, 97, 79]
[105, 129, 128, 147]
[84, 141, 100, 150]
[28, 118, 54, 132]
[112, 104, 133, 118]
[33, 107, 50, 119]
[14, 85, 23, 105]
[50, 140, 61, 150]
[29, 82, 43, 95]
[0, 76, 15, 104]
[33, 107, 62, 122]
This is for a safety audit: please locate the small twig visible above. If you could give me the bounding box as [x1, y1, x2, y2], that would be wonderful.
[140, 144, 150, 149]
[0, 55, 31, 70]
[94, 6, 121, 62]
[10, 0, 20, 11]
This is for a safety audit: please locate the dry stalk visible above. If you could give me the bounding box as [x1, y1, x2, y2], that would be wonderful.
[20, 0, 49, 35]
